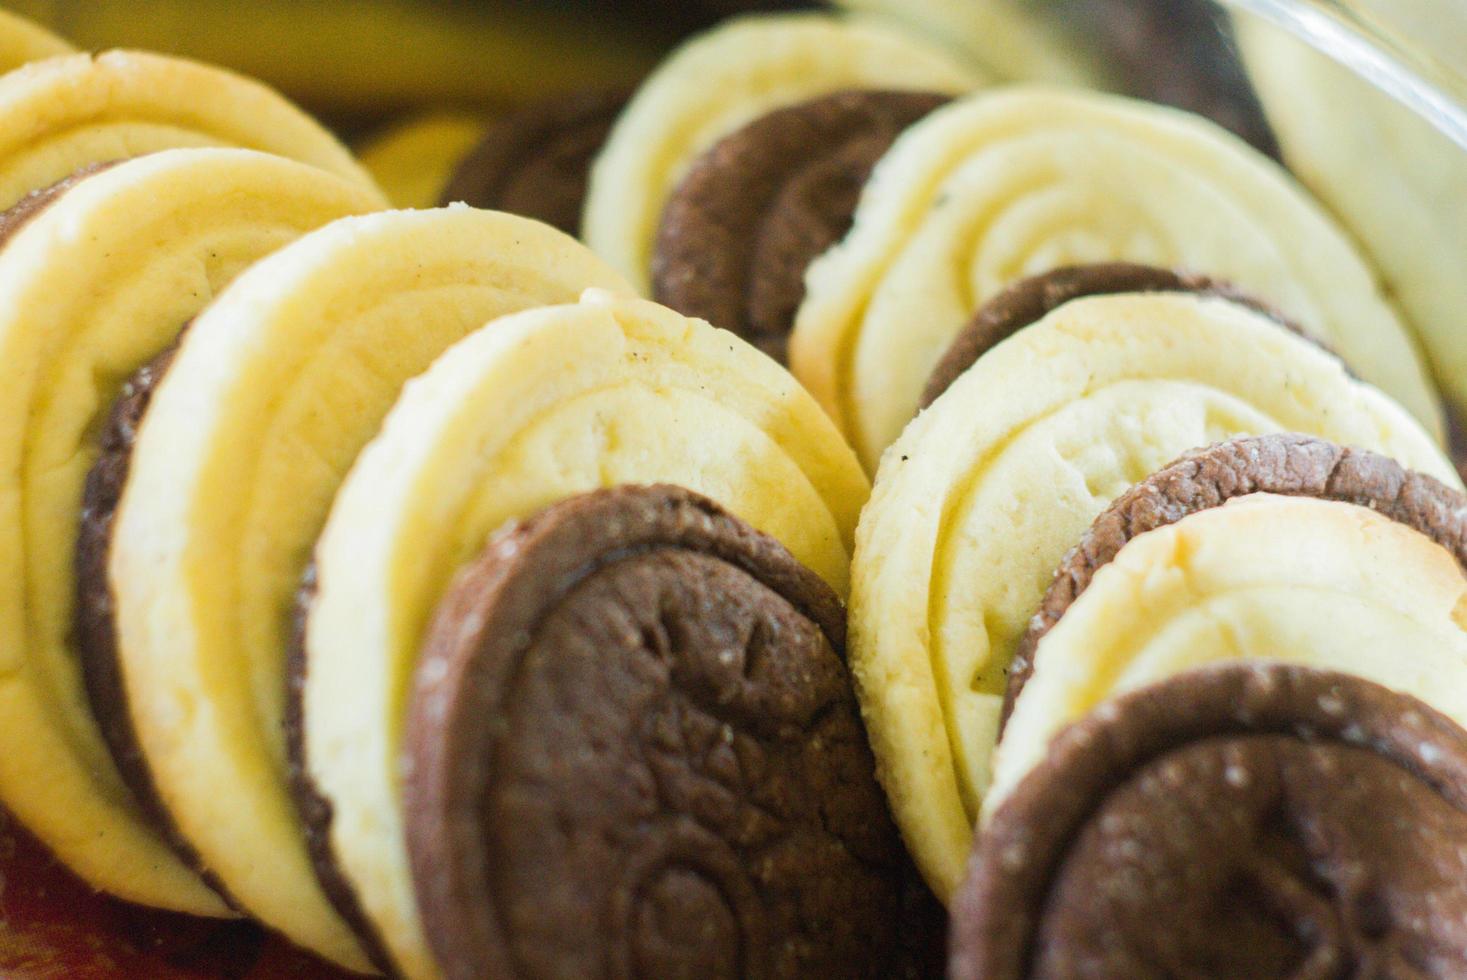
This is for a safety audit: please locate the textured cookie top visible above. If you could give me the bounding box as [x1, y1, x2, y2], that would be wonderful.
[405, 485, 910, 979]
[654, 89, 948, 362]
[953, 664, 1467, 980]
[439, 89, 627, 235]
[919, 262, 1300, 409]
[1006, 433, 1467, 714]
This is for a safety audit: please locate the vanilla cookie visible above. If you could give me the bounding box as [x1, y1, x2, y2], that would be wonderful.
[0, 148, 378, 919]
[849, 291, 1456, 900]
[0, 7, 71, 72]
[299, 292, 868, 978]
[790, 87, 1443, 468]
[0, 49, 382, 209]
[582, 12, 983, 292]
[107, 208, 629, 972]
[357, 110, 487, 208]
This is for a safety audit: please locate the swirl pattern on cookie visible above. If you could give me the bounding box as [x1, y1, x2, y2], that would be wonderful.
[0, 148, 379, 920]
[0, 49, 383, 209]
[438, 89, 626, 235]
[790, 87, 1443, 469]
[405, 485, 904, 979]
[953, 664, 1467, 979]
[581, 12, 983, 292]
[300, 292, 869, 979]
[107, 207, 630, 973]
[849, 290, 1457, 900]
[653, 89, 949, 363]
[991, 451, 1467, 814]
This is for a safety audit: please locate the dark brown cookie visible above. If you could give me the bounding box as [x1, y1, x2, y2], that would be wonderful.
[437, 89, 627, 236]
[1002, 433, 1467, 725]
[70, 337, 242, 907]
[402, 484, 916, 980]
[652, 89, 949, 362]
[919, 262, 1305, 409]
[952, 663, 1467, 980]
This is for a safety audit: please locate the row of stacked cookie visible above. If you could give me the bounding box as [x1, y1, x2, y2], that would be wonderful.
[0, 8, 956, 980]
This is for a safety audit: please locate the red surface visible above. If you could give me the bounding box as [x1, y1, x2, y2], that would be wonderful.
[0, 809, 360, 979]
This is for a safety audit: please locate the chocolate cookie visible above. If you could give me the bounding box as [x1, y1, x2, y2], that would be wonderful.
[437, 88, 627, 235]
[653, 89, 948, 362]
[71, 342, 220, 891]
[920, 263, 1303, 409]
[403, 484, 911, 980]
[1004, 433, 1467, 721]
[952, 663, 1467, 979]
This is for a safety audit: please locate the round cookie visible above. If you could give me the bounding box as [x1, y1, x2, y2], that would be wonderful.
[1005, 433, 1467, 713]
[438, 89, 627, 236]
[107, 207, 630, 972]
[991, 486, 1467, 816]
[653, 89, 949, 363]
[0, 50, 382, 210]
[0, 148, 379, 919]
[0, 7, 71, 72]
[920, 263, 1301, 409]
[299, 292, 869, 979]
[405, 485, 905, 979]
[953, 664, 1467, 980]
[789, 87, 1444, 470]
[849, 290, 1457, 901]
[581, 11, 984, 292]
[357, 110, 487, 209]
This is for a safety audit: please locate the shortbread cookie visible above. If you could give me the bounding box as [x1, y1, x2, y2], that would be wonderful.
[653, 89, 948, 362]
[849, 291, 1456, 900]
[439, 89, 626, 235]
[953, 665, 1467, 979]
[0, 148, 378, 919]
[0, 49, 382, 209]
[0, 7, 71, 72]
[107, 208, 630, 972]
[992, 460, 1467, 814]
[299, 292, 869, 979]
[405, 486, 903, 979]
[790, 87, 1443, 468]
[357, 110, 487, 208]
[582, 12, 983, 291]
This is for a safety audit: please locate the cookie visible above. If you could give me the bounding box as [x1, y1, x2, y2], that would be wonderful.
[1237, 13, 1467, 466]
[991, 454, 1467, 814]
[438, 89, 627, 235]
[0, 8, 71, 73]
[297, 292, 868, 978]
[920, 263, 1303, 409]
[953, 664, 1467, 979]
[356, 110, 487, 208]
[653, 89, 949, 362]
[848, 291, 1456, 901]
[789, 87, 1444, 470]
[582, 12, 983, 292]
[0, 50, 382, 209]
[1005, 433, 1467, 712]
[404, 485, 908, 979]
[106, 207, 629, 973]
[0, 149, 378, 922]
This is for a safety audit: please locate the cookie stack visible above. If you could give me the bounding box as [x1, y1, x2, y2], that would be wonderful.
[1, 3, 1465, 980]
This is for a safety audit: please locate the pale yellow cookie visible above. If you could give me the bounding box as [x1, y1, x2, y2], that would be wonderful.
[110, 207, 629, 972]
[790, 87, 1444, 469]
[849, 291, 1457, 900]
[0, 49, 383, 209]
[992, 493, 1467, 813]
[0, 7, 71, 71]
[304, 291, 869, 979]
[582, 11, 984, 292]
[0, 148, 379, 917]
